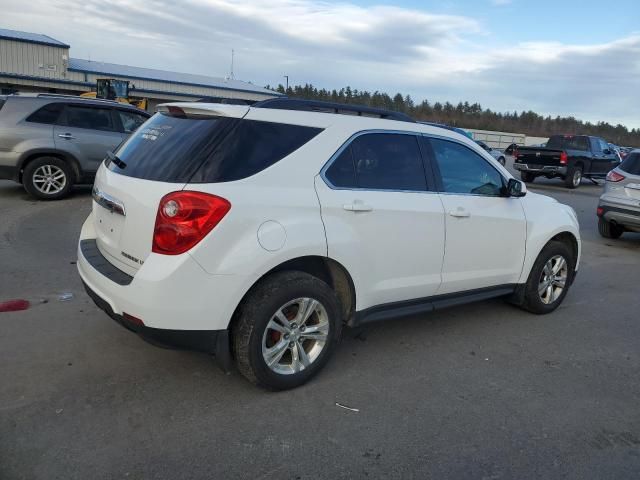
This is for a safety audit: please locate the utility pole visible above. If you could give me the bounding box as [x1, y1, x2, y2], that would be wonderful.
[229, 49, 235, 80]
[284, 75, 289, 90]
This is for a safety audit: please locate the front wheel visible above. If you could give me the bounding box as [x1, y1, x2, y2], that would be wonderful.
[232, 271, 342, 390]
[22, 156, 73, 200]
[519, 240, 576, 314]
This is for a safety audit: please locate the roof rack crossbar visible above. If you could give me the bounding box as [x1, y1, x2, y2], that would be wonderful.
[252, 98, 415, 123]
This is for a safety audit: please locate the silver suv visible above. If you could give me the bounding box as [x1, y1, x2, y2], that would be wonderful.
[597, 149, 640, 238]
[0, 94, 150, 200]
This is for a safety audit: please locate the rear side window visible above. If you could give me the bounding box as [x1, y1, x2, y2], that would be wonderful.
[325, 147, 357, 188]
[65, 106, 115, 131]
[26, 103, 64, 124]
[620, 152, 640, 175]
[350, 133, 427, 191]
[110, 113, 322, 183]
[117, 110, 148, 133]
[547, 135, 590, 152]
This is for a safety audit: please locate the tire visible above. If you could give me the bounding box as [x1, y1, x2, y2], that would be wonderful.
[498, 156, 506, 166]
[519, 240, 576, 314]
[565, 165, 582, 189]
[521, 171, 536, 183]
[598, 217, 623, 239]
[232, 271, 342, 390]
[22, 156, 73, 200]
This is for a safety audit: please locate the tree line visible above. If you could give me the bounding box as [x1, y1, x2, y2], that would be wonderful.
[267, 84, 640, 147]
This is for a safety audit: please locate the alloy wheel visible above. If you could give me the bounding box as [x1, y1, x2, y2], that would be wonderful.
[32, 165, 67, 195]
[261, 297, 329, 375]
[538, 255, 568, 305]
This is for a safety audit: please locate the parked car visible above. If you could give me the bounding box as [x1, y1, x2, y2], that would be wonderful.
[505, 143, 520, 155]
[0, 93, 150, 200]
[514, 134, 619, 188]
[597, 149, 640, 238]
[476, 140, 506, 166]
[77, 98, 581, 390]
[608, 143, 623, 163]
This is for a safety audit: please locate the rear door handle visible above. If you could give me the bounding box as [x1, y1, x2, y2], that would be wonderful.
[57, 133, 75, 140]
[449, 208, 470, 218]
[343, 201, 373, 212]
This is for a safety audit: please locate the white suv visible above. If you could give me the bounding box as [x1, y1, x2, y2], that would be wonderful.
[77, 99, 581, 390]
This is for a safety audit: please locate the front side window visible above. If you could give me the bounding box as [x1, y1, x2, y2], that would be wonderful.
[65, 106, 114, 131]
[26, 103, 64, 125]
[429, 138, 504, 196]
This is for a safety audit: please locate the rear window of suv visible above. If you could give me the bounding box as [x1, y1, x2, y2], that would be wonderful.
[108, 113, 323, 183]
[620, 152, 640, 175]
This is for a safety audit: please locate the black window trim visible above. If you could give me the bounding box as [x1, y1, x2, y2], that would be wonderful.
[114, 108, 151, 134]
[422, 134, 509, 197]
[320, 129, 435, 193]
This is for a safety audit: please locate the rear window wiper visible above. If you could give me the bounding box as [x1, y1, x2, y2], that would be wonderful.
[106, 151, 127, 169]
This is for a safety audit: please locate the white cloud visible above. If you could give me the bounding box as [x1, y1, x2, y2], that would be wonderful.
[0, 0, 637, 127]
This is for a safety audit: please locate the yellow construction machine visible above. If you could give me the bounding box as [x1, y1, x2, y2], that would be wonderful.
[80, 79, 147, 110]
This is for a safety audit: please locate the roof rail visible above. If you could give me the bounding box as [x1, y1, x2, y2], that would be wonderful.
[36, 93, 122, 105]
[253, 98, 415, 123]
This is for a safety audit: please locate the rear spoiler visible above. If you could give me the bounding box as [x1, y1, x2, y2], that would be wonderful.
[156, 103, 249, 119]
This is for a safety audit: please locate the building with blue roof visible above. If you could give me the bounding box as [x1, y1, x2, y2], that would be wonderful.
[0, 28, 280, 110]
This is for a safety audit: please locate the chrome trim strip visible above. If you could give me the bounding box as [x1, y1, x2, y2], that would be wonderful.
[92, 186, 126, 216]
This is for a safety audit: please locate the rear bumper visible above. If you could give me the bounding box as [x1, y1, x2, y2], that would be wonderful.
[514, 163, 567, 176]
[77, 213, 250, 332]
[597, 199, 640, 228]
[0, 165, 19, 182]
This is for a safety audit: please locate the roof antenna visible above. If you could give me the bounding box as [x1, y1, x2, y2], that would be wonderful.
[229, 49, 235, 80]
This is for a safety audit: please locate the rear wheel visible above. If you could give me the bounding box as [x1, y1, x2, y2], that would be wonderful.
[22, 156, 73, 200]
[232, 271, 342, 390]
[521, 171, 536, 183]
[519, 240, 575, 314]
[598, 217, 624, 239]
[565, 166, 582, 189]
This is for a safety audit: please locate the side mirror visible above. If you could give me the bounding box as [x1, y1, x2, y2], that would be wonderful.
[506, 178, 526, 197]
[603, 148, 611, 155]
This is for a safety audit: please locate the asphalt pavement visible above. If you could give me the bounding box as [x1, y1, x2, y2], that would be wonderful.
[1, 161, 639, 479]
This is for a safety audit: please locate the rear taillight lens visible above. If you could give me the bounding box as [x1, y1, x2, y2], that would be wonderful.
[606, 170, 625, 182]
[559, 152, 568, 164]
[596, 207, 604, 217]
[152, 191, 231, 255]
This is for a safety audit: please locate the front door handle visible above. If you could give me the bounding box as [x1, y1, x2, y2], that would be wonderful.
[449, 208, 470, 218]
[343, 201, 373, 212]
[57, 133, 75, 140]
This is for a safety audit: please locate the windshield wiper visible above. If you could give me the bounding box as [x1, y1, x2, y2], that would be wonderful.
[106, 151, 127, 169]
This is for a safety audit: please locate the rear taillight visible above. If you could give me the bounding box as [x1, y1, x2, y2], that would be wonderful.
[152, 191, 231, 255]
[606, 170, 625, 182]
[596, 207, 604, 217]
[559, 152, 568, 165]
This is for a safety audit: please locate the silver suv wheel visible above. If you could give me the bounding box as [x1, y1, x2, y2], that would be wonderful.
[32, 165, 67, 195]
[261, 297, 329, 375]
[538, 255, 568, 305]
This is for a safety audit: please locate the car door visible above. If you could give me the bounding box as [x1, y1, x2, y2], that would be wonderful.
[54, 104, 124, 174]
[315, 132, 445, 311]
[423, 136, 527, 294]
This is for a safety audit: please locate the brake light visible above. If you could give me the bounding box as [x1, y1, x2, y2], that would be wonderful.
[606, 170, 625, 182]
[152, 191, 231, 255]
[559, 152, 568, 165]
[596, 207, 604, 217]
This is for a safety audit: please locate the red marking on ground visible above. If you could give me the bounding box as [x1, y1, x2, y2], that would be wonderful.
[0, 299, 30, 312]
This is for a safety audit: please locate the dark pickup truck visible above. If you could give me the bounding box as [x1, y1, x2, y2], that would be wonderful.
[513, 135, 619, 189]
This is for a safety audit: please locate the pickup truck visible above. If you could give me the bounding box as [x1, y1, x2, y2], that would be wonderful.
[513, 135, 620, 189]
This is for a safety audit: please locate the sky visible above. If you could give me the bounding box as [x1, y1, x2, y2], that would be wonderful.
[1, 0, 639, 128]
